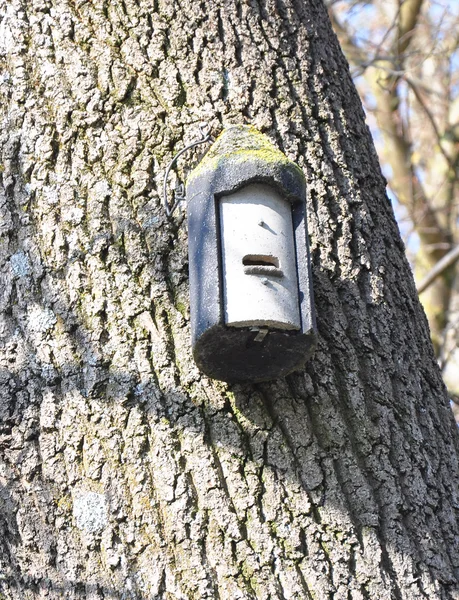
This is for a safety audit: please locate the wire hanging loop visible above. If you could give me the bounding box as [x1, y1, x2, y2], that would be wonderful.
[163, 122, 212, 218]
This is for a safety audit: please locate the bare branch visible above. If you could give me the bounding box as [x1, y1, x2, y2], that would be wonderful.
[417, 245, 459, 294]
[397, 0, 424, 56]
[405, 77, 454, 166]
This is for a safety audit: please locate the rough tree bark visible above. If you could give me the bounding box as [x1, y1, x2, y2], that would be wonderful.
[0, 0, 458, 598]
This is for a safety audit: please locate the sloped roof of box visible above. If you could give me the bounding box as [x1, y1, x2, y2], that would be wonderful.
[187, 124, 305, 203]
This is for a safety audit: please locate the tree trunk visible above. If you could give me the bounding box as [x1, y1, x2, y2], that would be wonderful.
[1, 0, 458, 598]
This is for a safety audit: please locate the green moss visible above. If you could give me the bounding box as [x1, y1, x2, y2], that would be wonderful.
[320, 540, 330, 556]
[57, 495, 72, 511]
[187, 124, 304, 184]
[175, 300, 187, 318]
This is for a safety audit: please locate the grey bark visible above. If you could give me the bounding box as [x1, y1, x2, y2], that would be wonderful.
[0, 0, 458, 598]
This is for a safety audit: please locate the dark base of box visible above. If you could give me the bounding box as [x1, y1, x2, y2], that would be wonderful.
[193, 324, 316, 383]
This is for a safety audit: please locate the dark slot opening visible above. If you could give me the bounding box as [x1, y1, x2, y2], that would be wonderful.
[242, 255, 279, 268]
[243, 254, 283, 278]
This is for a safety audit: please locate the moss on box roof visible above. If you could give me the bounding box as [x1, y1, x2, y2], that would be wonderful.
[188, 124, 303, 184]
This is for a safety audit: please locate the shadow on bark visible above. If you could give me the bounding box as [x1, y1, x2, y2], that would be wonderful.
[2, 252, 459, 598]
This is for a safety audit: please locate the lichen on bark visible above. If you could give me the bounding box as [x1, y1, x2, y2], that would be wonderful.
[0, 0, 458, 599]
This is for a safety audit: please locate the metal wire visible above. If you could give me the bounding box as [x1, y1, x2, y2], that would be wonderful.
[163, 122, 212, 217]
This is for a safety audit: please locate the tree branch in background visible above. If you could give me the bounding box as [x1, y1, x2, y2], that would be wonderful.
[406, 77, 454, 167]
[397, 0, 424, 55]
[417, 245, 459, 294]
[328, 0, 459, 364]
[330, 0, 447, 254]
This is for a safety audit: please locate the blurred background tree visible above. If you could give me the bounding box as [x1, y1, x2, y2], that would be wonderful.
[327, 0, 459, 417]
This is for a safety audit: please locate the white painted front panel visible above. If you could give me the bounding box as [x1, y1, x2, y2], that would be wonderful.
[219, 183, 301, 330]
